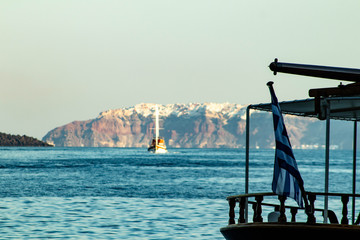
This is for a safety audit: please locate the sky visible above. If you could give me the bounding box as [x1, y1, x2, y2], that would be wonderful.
[1, 0, 360, 139]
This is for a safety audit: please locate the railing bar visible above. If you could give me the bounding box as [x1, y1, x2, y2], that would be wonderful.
[227, 192, 360, 201]
[247, 201, 327, 213]
[306, 192, 360, 197]
[227, 192, 276, 200]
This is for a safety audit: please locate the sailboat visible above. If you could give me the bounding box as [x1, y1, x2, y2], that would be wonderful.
[148, 105, 167, 153]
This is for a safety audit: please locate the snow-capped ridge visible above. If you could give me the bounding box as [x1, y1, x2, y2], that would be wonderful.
[98, 102, 247, 119]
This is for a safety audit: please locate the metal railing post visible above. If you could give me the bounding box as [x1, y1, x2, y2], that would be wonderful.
[324, 99, 330, 223]
[245, 105, 251, 222]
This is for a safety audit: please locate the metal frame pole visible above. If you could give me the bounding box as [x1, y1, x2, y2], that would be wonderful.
[353, 120, 357, 224]
[324, 100, 330, 223]
[245, 105, 251, 222]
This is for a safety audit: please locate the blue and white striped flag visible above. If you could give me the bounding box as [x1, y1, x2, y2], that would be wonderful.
[267, 82, 304, 208]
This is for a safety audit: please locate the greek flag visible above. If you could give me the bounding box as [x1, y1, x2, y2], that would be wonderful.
[267, 82, 304, 208]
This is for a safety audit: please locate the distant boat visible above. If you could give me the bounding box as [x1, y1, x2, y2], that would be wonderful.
[148, 105, 167, 153]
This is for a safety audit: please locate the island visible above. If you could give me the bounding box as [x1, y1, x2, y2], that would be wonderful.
[0, 132, 53, 147]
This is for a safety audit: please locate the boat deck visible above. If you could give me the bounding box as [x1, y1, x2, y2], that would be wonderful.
[220, 192, 360, 239]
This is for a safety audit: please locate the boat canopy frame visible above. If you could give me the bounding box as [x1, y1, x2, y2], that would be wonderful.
[245, 95, 360, 224]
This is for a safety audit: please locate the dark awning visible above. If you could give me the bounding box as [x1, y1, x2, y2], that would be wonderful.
[249, 96, 360, 121]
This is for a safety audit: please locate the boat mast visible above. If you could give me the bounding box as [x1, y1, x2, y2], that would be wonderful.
[155, 105, 159, 151]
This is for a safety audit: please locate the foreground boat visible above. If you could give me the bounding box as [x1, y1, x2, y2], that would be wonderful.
[148, 105, 167, 153]
[221, 59, 360, 239]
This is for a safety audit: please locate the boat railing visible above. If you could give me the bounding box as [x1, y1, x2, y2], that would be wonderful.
[226, 192, 360, 225]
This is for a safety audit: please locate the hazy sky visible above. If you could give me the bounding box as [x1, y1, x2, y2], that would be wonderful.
[1, 0, 360, 139]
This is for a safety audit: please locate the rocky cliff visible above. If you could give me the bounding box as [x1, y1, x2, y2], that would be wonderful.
[42, 103, 354, 149]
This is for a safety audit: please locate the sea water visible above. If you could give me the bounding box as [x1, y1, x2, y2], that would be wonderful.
[0, 147, 359, 239]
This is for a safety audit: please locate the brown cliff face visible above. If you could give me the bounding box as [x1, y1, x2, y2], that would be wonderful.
[42, 103, 354, 149]
[42, 103, 245, 147]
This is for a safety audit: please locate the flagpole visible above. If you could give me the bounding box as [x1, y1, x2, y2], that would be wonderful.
[266, 81, 312, 220]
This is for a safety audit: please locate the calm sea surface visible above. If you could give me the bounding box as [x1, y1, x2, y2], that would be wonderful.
[0, 147, 359, 239]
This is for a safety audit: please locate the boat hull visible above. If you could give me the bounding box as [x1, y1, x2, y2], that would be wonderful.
[220, 223, 360, 240]
[148, 146, 167, 154]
